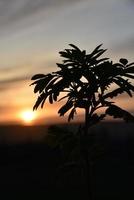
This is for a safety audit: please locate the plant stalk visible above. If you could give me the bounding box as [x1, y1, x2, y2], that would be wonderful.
[82, 106, 93, 199]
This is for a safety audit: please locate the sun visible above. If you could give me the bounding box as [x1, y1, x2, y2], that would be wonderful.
[20, 110, 36, 124]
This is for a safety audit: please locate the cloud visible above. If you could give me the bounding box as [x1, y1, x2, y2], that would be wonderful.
[0, 0, 81, 35]
[0, 105, 14, 113]
[0, 76, 29, 84]
[111, 37, 134, 61]
[0, 75, 30, 92]
[114, 37, 134, 51]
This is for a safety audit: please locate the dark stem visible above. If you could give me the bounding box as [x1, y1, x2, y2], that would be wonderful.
[82, 106, 93, 199]
[85, 107, 89, 136]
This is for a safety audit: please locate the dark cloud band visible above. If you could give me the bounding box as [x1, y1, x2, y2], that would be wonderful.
[0, 0, 81, 33]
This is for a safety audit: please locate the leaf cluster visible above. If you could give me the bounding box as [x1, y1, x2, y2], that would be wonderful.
[31, 44, 134, 124]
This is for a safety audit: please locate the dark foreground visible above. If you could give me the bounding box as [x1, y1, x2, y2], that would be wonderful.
[0, 123, 131, 199]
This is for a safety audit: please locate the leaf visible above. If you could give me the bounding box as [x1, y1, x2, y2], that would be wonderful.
[69, 44, 81, 52]
[33, 80, 45, 93]
[31, 75, 54, 93]
[58, 95, 68, 102]
[92, 49, 107, 59]
[95, 57, 109, 64]
[88, 113, 106, 127]
[117, 77, 134, 92]
[31, 74, 46, 80]
[103, 88, 124, 99]
[53, 91, 59, 101]
[124, 66, 134, 74]
[112, 63, 124, 68]
[33, 92, 47, 110]
[56, 63, 64, 68]
[82, 50, 86, 56]
[126, 62, 134, 67]
[106, 105, 134, 122]
[90, 44, 103, 56]
[49, 94, 53, 104]
[119, 58, 128, 65]
[52, 79, 69, 95]
[75, 100, 88, 108]
[123, 74, 134, 79]
[59, 51, 71, 59]
[41, 98, 46, 108]
[68, 108, 76, 122]
[58, 101, 73, 116]
[45, 77, 59, 91]
[113, 78, 132, 97]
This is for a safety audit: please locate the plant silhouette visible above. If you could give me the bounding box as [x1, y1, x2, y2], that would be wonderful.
[31, 44, 134, 199]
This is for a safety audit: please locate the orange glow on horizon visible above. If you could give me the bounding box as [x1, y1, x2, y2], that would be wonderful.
[0, 94, 134, 125]
[20, 110, 36, 125]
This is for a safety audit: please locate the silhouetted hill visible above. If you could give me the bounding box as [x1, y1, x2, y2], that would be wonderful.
[0, 122, 131, 199]
[0, 125, 48, 143]
[0, 121, 132, 143]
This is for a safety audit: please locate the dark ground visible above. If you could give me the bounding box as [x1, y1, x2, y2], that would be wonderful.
[0, 122, 131, 199]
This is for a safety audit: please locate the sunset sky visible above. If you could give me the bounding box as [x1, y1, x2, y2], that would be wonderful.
[0, 0, 134, 125]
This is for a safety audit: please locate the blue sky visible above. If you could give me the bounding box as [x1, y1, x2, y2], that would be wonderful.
[0, 0, 134, 124]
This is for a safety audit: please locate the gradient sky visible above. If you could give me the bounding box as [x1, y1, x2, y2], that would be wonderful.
[0, 0, 134, 125]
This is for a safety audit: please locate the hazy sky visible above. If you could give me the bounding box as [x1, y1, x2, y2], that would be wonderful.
[0, 0, 134, 124]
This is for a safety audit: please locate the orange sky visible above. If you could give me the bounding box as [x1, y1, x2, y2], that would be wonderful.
[0, 0, 134, 125]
